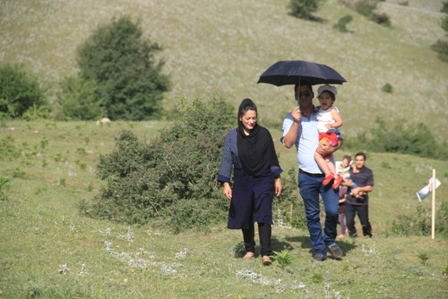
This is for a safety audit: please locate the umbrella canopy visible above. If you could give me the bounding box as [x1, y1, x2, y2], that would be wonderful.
[257, 60, 347, 86]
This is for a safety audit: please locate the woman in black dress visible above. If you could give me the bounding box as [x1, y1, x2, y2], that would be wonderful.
[217, 98, 282, 265]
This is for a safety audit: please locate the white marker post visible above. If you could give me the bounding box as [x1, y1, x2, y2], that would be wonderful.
[431, 169, 436, 239]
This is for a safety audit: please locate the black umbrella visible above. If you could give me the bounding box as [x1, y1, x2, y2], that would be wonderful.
[257, 60, 347, 86]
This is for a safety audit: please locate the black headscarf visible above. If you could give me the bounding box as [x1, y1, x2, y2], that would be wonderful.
[237, 98, 280, 177]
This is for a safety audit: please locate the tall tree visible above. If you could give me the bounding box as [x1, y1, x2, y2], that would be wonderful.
[77, 16, 170, 120]
[57, 76, 105, 121]
[0, 64, 45, 119]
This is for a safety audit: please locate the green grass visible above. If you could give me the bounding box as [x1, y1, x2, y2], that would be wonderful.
[1, 0, 448, 297]
[1, 120, 448, 298]
[1, 0, 448, 141]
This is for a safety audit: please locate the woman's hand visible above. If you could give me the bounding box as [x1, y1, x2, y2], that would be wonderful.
[275, 178, 282, 196]
[223, 183, 232, 199]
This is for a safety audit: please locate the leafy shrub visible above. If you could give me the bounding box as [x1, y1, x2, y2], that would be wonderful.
[391, 202, 448, 237]
[21, 104, 51, 121]
[0, 64, 47, 119]
[273, 167, 307, 230]
[390, 205, 431, 236]
[288, 0, 325, 20]
[417, 251, 429, 265]
[56, 76, 106, 121]
[436, 201, 448, 237]
[0, 135, 21, 160]
[442, 2, 448, 14]
[354, 0, 390, 27]
[381, 82, 393, 93]
[77, 15, 170, 121]
[80, 97, 234, 232]
[12, 167, 26, 179]
[430, 40, 448, 62]
[344, 117, 448, 160]
[355, 0, 375, 17]
[442, 16, 448, 36]
[372, 12, 390, 26]
[312, 273, 324, 283]
[333, 15, 353, 32]
[0, 176, 11, 201]
[271, 250, 294, 271]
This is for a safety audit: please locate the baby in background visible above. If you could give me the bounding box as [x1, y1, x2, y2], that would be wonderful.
[336, 155, 352, 180]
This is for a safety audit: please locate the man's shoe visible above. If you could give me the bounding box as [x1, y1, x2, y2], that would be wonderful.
[322, 173, 334, 186]
[312, 253, 326, 262]
[328, 244, 342, 259]
[332, 175, 343, 189]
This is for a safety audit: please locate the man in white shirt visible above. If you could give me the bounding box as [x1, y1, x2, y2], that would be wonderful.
[281, 80, 343, 262]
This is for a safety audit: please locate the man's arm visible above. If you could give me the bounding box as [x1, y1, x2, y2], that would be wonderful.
[282, 108, 300, 149]
[318, 137, 343, 156]
[350, 185, 372, 198]
[329, 108, 343, 129]
[350, 170, 374, 197]
[283, 121, 299, 148]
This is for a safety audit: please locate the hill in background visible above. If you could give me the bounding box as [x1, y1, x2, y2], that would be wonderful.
[1, 0, 447, 139]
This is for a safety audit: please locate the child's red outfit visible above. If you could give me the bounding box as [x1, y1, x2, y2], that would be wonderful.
[315, 105, 339, 161]
[316, 132, 339, 159]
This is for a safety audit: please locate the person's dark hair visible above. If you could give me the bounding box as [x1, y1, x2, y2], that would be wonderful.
[294, 80, 313, 94]
[355, 152, 366, 160]
[342, 155, 352, 161]
[238, 98, 257, 120]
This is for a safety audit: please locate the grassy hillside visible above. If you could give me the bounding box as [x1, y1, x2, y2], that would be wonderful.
[1, 0, 448, 140]
[0, 120, 448, 298]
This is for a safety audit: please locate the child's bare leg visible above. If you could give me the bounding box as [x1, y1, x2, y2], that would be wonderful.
[314, 151, 331, 175]
[326, 158, 336, 175]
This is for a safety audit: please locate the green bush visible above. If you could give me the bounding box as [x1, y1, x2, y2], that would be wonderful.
[372, 12, 390, 26]
[0, 135, 21, 160]
[442, 16, 448, 36]
[0, 64, 46, 119]
[333, 14, 354, 32]
[288, 0, 325, 20]
[77, 15, 170, 121]
[391, 202, 448, 237]
[0, 176, 11, 201]
[273, 167, 307, 230]
[80, 97, 234, 232]
[354, 0, 376, 18]
[21, 104, 51, 121]
[343, 117, 448, 160]
[381, 82, 393, 93]
[56, 76, 106, 121]
[430, 39, 448, 62]
[390, 205, 431, 236]
[441, 2, 448, 14]
[354, 0, 390, 27]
